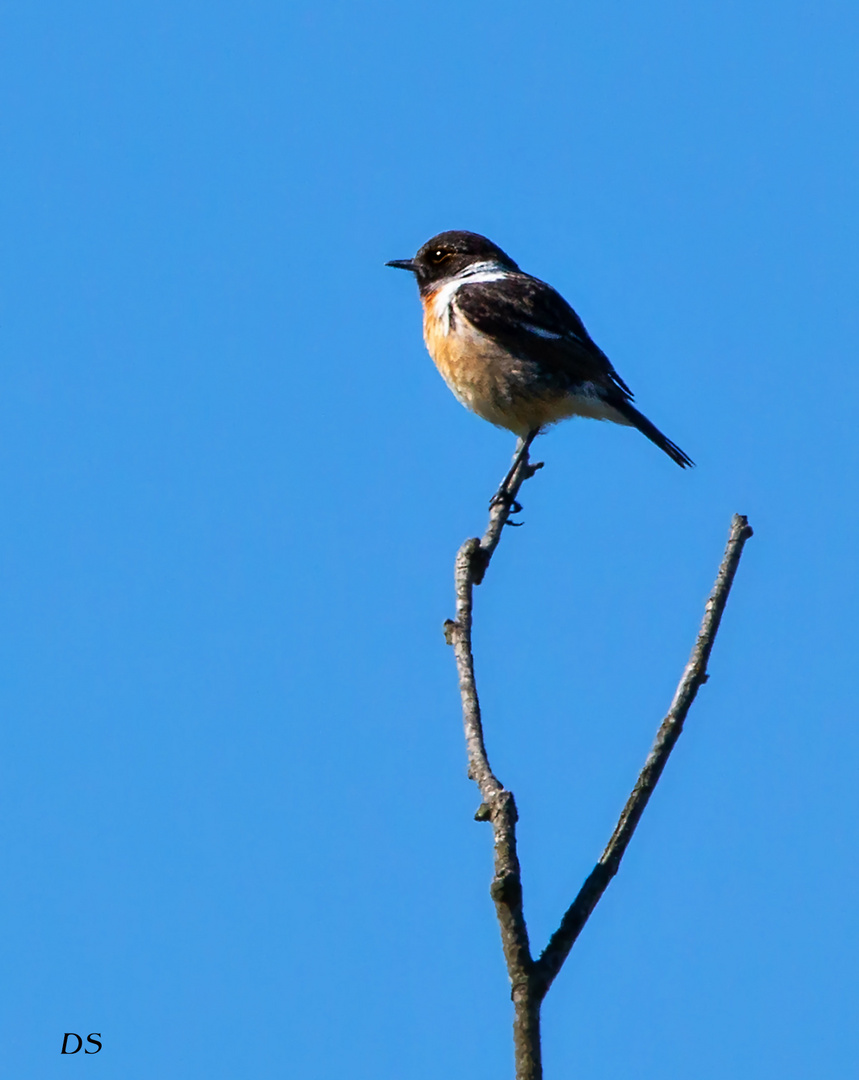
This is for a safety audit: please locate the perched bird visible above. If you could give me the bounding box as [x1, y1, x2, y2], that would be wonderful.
[387, 230, 693, 474]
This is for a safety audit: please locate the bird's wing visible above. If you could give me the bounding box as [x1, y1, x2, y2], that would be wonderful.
[454, 273, 633, 399]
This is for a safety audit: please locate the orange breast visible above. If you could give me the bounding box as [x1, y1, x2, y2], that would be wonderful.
[419, 289, 610, 435]
[422, 294, 503, 414]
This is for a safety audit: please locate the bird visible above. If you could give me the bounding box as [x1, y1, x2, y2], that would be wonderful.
[386, 230, 693, 493]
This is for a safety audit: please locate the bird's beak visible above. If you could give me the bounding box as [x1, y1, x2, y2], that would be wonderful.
[385, 258, 417, 272]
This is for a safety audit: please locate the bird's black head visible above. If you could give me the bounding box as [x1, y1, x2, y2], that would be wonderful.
[386, 230, 519, 291]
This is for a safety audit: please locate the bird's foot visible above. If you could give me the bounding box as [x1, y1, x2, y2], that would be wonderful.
[488, 460, 543, 514]
[489, 488, 523, 514]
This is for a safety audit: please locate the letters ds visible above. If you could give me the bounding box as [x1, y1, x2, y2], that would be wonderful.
[61, 1033, 102, 1054]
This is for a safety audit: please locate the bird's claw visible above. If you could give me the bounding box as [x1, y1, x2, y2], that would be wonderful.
[489, 491, 522, 514]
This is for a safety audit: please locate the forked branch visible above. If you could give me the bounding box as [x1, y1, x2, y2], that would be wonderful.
[443, 439, 753, 1080]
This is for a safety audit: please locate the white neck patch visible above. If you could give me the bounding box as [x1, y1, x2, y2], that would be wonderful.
[431, 262, 510, 334]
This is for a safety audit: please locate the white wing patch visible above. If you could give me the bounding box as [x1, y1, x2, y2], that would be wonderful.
[519, 322, 563, 339]
[518, 321, 585, 343]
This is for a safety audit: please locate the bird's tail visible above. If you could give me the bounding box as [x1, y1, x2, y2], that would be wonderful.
[612, 398, 694, 469]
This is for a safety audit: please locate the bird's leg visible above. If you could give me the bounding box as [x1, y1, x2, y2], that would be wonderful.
[490, 429, 541, 511]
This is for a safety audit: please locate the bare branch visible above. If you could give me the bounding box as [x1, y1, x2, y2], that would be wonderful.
[443, 435, 544, 798]
[533, 513, 754, 1000]
[443, 436, 544, 1079]
[443, 434, 753, 1080]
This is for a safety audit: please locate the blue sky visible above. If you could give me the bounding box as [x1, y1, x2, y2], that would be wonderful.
[1, 2, 858, 1077]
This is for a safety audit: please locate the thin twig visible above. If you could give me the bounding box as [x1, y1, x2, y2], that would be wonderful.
[532, 513, 754, 999]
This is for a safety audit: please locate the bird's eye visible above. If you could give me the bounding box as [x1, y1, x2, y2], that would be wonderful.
[430, 249, 453, 265]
